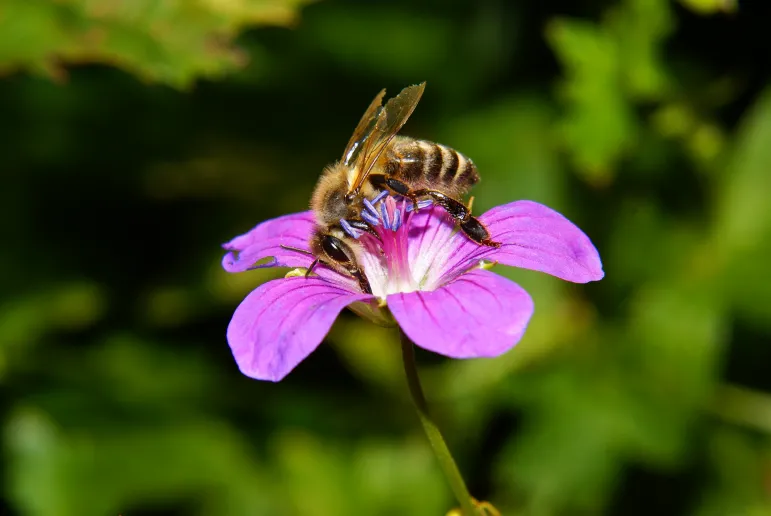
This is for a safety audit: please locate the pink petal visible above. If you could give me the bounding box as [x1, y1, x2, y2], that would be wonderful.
[227, 277, 372, 381]
[405, 205, 460, 289]
[222, 211, 316, 273]
[388, 270, 534, 358]
[442, 201, 604, 284]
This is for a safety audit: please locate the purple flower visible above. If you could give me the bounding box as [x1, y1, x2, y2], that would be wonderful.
[222, 197, 603, 381]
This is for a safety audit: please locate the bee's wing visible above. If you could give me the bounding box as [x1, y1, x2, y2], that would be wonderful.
[342, 89, 386, 166]
[348, 82, 426, 196]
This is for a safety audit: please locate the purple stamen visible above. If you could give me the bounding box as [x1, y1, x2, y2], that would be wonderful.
[363, 198, 379, 219]
[379, 201, 391, 229]
[372, 190, 389, 205]
[405, 199, 434, 213]
[361, 209, 380, 227]
[340, 218, 363, 239]
[391, 208, 402, 231]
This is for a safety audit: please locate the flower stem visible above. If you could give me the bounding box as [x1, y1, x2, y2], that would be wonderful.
[399, 329, 481, 516]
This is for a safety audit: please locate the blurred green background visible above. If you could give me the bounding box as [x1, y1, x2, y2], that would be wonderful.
[1, 0, 770, 515]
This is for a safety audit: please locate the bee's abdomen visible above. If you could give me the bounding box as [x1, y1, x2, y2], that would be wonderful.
[389, 138, 479, 191]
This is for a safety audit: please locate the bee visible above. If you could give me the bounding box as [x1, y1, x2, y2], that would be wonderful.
[303, 82, 499, 294]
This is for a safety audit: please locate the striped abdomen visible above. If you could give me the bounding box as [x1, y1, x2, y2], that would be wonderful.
[381, 136, 479, 196]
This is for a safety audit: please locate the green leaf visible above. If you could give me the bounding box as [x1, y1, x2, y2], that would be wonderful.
[0, 0, 314, 88]
[714, 87, 771, 254]
[609, 0, 673, 100]
[547, 18, 637, 183]
[547, 0, 673, 182]
[713, 89, 771, 324]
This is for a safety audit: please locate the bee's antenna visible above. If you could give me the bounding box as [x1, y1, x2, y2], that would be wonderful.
[280, 244, 314, 256]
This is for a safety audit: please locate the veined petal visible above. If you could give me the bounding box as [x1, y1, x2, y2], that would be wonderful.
[483, 201, 604, 282]
[227, 277, 372, 381]
[388, 270, 533, 358]
[222, 211, 316, 272]
[442, 201, 604, 284]
[405, 205, 460, 290]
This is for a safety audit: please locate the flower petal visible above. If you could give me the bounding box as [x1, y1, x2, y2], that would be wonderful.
[442, 201, 604, 284]
[388, 269, 533, 358]
[227, 277, 372, 381]
[404, 205, 460, 289]
[222, 211, 316, 272]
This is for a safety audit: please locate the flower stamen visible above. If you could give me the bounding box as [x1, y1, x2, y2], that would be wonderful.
[361, 209, 380, 227]
[379, 201, 392, 229]
[405, 199, 433, 213]
[362, 197, 380, 220]
[339, 218, 363, 239]
[391, 207, 402, 231]
[371, 190, 389, 205]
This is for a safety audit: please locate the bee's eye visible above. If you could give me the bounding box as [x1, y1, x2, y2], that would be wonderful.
[322, 235, 351, 264]
[344, 192, 356, 204]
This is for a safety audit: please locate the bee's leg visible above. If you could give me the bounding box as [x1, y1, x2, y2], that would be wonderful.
[410, 189, 501, 248]
[369, 175, 417, 208]
[305, 258, 320, 277]
[305, 256, 370, 293]
[367, 175, 499, 247]
[459, 217, 501, 248]
[279, 244, 326, 275]
[348, 266, 372, 294]
[320, 234, 373, 294]
[304, 256, 370, 293]
[368, 174, 389, 190]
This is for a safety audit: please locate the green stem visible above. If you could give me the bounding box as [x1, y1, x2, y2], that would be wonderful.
[399, 329, 481, 516]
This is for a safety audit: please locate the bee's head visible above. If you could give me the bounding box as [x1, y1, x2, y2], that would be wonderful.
[311, 163, 357, 225]
[344, 189, 361, 204]
[324, 189, 349, 222]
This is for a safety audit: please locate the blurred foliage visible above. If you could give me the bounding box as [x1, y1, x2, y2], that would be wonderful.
[1, 1, 771, 515]
[0, 0, 313, 87]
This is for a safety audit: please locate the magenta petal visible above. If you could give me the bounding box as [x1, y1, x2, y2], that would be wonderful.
[484, 201, 603, 282]
[445, 200, 604, 283]
[227, 277, 372, 381]
[222, 211, 316, 272]
[388, 270, 534, 358]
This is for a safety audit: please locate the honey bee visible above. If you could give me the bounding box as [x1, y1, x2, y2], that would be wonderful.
[301, 82, 499, 294]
